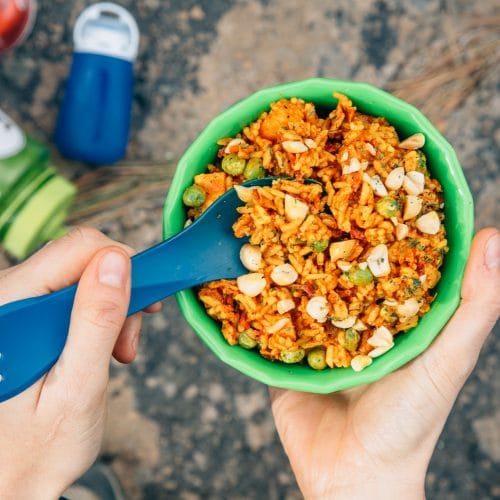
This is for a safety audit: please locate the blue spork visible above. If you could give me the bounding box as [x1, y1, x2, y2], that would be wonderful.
[0, 177, 276, 402]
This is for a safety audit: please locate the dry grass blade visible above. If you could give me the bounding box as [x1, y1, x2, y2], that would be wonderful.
[387, 17, 500, 131]
[67, 162, 173, 226]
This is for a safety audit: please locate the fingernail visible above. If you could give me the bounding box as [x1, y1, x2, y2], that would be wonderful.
[485, 232, 500, 271]
[98, 251, 128, 288]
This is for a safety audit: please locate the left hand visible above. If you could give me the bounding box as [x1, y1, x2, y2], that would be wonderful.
[270, 228, 500, 500]
[0, 227, 161, 499]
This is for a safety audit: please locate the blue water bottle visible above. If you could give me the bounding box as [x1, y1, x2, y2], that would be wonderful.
[55, 2, 139, 165]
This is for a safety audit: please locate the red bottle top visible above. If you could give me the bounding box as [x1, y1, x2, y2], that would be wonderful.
[0, 0, 37, 53]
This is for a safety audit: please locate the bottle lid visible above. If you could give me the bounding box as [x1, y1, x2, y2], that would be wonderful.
[73, 2, 139, 61]
[0, 109, 26, 159]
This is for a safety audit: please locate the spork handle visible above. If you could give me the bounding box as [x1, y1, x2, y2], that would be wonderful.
[0, 226, 228, 403]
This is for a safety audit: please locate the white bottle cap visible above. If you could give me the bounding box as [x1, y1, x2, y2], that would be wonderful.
[73, 2, 139, 61]
[0, 110, 26, 160]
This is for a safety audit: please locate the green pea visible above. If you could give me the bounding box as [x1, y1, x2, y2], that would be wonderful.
[243, 157, 266, 180]
[307, 347, 327, 370]
[417, 151, 428, 173]
[343, 328, 360, 352]
[221, 153, 246, 176]
[280, 348, 305, 364]
[375, 197, 401, 218]
[238, 331, 258, 350]
[348, 266, 374, 286]
[380, 305, 398, 324]
[182, 184, 206, 207]
[310, 239, 329, 253]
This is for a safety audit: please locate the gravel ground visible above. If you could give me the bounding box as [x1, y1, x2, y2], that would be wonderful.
[0, 1, 499, 499]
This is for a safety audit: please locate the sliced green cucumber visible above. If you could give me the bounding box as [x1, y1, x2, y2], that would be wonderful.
[0, 167, 54, 237]
[3, 175, 76, 260]
[0, 138, 49, 196]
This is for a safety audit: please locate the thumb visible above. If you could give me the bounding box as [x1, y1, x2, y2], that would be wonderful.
[45, 247, 131, 402]
[418, 228, 500, 398]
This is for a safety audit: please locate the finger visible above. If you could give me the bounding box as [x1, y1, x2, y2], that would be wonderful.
[418, 228, 500, 398]
[269, 386, 295, 429]
[269, 386, 282, 403]
[112, 312, 143, 364]
[144, 301, 162, 313]
[269, 385, 349, 422]
[0, 227, 134, 303]
[112, 302, 161, 364]
[43, 247, 131, 402]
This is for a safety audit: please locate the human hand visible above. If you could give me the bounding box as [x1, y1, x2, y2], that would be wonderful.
[0, 227, 160, 500]
[270, 228, 500, 500]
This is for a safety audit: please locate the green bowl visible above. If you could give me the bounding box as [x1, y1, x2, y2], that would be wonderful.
[163, 78, 474, 393]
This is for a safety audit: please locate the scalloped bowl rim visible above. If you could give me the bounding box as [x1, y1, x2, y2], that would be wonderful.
[163, 78, 474, 393]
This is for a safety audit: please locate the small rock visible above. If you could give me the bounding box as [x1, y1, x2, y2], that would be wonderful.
[234, 390, 267, 419]
[472, 412, 500, 461]
[1, 57, 37, 88]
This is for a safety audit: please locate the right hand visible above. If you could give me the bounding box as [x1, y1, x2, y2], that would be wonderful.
[0, 227, 160, 499]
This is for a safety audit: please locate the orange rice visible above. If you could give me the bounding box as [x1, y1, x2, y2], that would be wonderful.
[185, 93, 448, 371]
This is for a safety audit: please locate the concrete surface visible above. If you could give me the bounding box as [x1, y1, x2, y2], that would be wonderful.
[0, 1, 499, 499]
